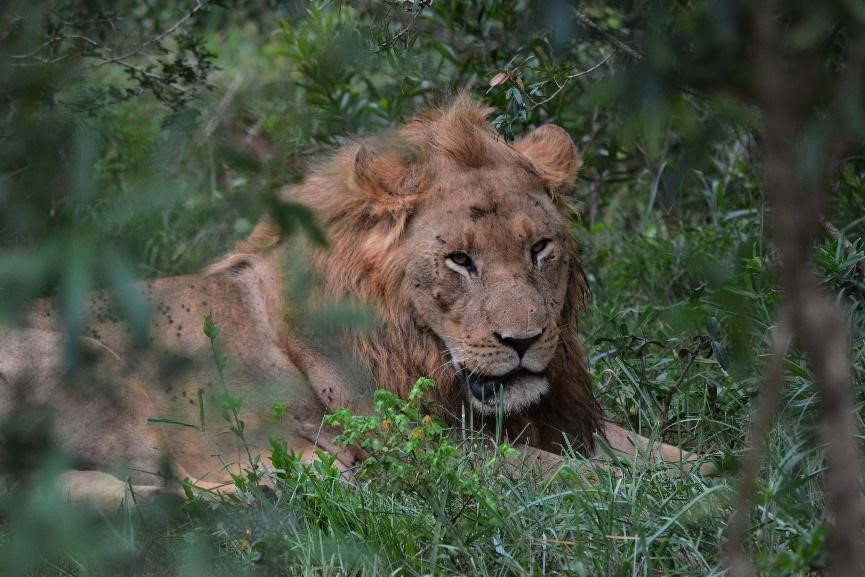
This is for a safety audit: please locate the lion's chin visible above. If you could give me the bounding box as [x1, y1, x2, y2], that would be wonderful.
[467, 370, 550, 416]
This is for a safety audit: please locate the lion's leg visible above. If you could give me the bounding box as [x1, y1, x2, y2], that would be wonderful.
[511, 444, 627, 483]
[185, 440, 355, 490]
[600, 421, 715, 475]
[170, 463, 239, 495]
[0, 329, 195, 500]
[57, 470, 178, 511]
[57, 459, 285, 506]
[289, 439, 358, 474]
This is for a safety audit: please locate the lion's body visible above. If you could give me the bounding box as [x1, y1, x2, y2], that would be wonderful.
[12, 261, 351, 485]
[0, 97, 707, 506]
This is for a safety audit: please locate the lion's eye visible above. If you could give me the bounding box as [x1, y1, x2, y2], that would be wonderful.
[447, 251, 473, 268]
[531, 239, 550, 256]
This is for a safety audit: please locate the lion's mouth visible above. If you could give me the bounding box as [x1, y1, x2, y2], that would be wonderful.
[466, 368, 546, 406]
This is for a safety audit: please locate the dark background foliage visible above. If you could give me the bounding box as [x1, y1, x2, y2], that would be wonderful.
[1, 1, 864, 575]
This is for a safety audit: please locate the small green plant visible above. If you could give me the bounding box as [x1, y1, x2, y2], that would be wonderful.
[322, 378, 523, 544]
[202, 313, 267, 491]
[326, 377, 519, 478]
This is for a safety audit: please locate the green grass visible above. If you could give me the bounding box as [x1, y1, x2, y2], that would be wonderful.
[6, 160, 856, 575]
[2, 2, 865, 575]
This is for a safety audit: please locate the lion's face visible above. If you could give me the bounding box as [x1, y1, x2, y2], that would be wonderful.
[325, 99, 584, 418]
[404, 164, 572, 416]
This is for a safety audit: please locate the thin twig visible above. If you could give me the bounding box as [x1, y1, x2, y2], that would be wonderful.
[523, 51, 615, 110]
[204, 73, 245, 137]
[823, 219, 865, 283]
[90, 0, 210, 68]
[726, 312, 792, 577]
[111, 59, 193, 99]
[10, 35, 63, 59]
[379, 0, 432, 50]
[11, 2, 210, 72]
[573, 10, 642, 61]
[659, 349, 698, 442]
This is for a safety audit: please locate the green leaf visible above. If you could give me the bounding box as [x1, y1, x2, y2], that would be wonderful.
[203, 313, 220, 339]
[197, 389, 206, 432]
[269, 199, 328, 247]
[217, 394, 244, 418]
[707, 317, 720, 338]
[146, 417, 200, 429]
[710, 340, 730, 370]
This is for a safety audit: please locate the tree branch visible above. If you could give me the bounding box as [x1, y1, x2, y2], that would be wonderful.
[523, 51, 615, 110]
[726, 3, 865, 576]
[726, 311, 792, 577]
[90, 0, 210, 68]
[573, 10, 642, 62]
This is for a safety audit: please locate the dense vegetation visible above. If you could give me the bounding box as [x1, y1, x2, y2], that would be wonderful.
[1, 1, 864, 575]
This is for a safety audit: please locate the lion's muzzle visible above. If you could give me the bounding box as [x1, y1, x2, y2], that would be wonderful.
[466, 369, 550, 415]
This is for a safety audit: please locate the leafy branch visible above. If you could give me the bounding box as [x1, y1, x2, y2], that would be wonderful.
[8, 1, 217, 110]
[376, 0, 434, 50]
[488, 50, 616, 112]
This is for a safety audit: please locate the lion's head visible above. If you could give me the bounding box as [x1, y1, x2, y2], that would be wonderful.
[241, 96, 601, 452]
[398, 130, 580, 417]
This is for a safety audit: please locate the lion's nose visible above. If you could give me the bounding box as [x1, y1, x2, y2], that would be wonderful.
[494, 329, 543, 358]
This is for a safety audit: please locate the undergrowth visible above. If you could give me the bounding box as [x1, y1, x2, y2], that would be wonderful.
[1, 1, 864, 576]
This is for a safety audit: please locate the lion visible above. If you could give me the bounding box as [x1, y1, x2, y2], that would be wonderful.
[0, 96, 710, 507]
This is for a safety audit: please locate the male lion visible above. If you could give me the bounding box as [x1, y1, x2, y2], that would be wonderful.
[0, 96, 708, 506]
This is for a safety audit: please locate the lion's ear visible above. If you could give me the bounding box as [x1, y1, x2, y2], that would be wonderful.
[352, 144, 409, 201]
[350, 144, 417, 246]
[514, 125, 582, 193]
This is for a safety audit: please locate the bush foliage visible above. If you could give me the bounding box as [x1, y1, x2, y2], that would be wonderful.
[1, 0, 864, 575]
